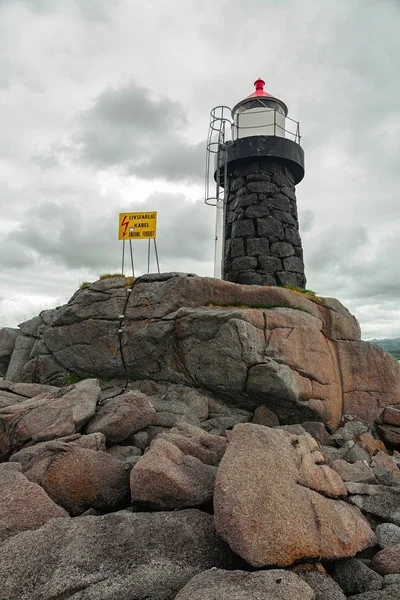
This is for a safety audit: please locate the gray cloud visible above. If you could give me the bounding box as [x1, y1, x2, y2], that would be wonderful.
[14, 0, 120, 21]
[14, 0, 56, 13]
[53, 81, 206, 182]
[76, 0, 121, 22]
[0, 54, 12, 90]
[299, 210, 315, 235]
[130, 140, 205, 181]
[304, 225, 400, 304]
[0, 240, 36, 269]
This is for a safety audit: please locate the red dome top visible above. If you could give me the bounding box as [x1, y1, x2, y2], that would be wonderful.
[247, 78, 274, 99]
[232, 78, 288, 117]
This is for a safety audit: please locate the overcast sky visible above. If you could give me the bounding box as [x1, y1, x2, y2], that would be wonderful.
[0, 0, 399, 339]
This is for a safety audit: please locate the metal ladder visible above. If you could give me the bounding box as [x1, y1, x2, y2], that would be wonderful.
[205, 106, 232, 279]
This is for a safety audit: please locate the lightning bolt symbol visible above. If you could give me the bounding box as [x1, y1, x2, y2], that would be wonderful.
[121, 215, 129, 237]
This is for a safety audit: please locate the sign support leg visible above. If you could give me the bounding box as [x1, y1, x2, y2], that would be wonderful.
[147, 238, 151, 274]
[153, 239, 160, 273]
[121, 240, 125, 276]
[129, 240, 135, 278]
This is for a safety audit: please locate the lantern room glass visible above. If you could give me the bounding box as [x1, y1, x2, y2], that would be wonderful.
[232, 98, 286, 141]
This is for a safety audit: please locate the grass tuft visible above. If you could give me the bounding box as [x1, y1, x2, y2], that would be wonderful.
[65, 373, 85, 385]
[99, 273, 125, 280]
[279, 285, 321, 301]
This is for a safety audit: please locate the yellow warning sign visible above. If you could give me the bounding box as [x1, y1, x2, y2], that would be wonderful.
[118, 212, 157, 240]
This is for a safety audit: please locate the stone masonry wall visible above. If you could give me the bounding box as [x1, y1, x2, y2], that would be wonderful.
[223, 160, 306, 287]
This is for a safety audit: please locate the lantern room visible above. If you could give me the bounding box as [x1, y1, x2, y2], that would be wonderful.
[206, 77, 305, 200]
[232, 78, 289, 140]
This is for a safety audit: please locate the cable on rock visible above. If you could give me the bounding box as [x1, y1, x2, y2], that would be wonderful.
[98, 282, 134, 404]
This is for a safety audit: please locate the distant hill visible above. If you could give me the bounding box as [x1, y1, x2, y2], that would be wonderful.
[368, 337, 400, 359]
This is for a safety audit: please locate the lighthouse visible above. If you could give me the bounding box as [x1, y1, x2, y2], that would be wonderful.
[205, 79, 306, 288]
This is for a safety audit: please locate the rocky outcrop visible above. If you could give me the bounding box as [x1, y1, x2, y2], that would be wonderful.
[0, 374, 398, 597]
[0, 273, 399, 598]
[2, 274, 399, 431]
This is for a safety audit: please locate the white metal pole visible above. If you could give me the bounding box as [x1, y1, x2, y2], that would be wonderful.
[214, 198, 224, 279]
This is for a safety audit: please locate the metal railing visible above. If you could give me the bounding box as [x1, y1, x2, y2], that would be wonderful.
[232, 107, 301, 144]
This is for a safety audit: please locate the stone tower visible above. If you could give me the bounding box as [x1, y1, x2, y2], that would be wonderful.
[215, 79, 306, 288]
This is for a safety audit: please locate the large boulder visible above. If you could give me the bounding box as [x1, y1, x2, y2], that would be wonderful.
[130, 424, 225, 509]
[156, 422, 228, 465]
[41, 446, 129, 515]
[3, 274, 400, 429]
[0, 327, 20, 377]
[0, 463, 67, 543]
[332, 558, 383, 595]
[0, 509, 239, 600]
[13, 440, 129, 516]
[9, 433, 128, 515]
[214, 423, 376, 567]
[174, 568, 315, 600]
[0, 379, 100, 456]
[5, 334, 35, 381]
[10, 432, 106, 478]
[376, 523, 400, 548]
[130, 437, 216, 509]
[371, 545, 400, 575]
[294, 564, 347, 600]
[85, 390, 157, 443]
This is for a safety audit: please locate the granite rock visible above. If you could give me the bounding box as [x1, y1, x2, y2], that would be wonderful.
[376, 523, 400, 548]
[130, 434, 217, 509]
[371, 545, 400, 575]
[0, 509, 238, 600]
[0, 462, 67, 544]
[85, 390, 156, 443]
[332, 558, 383, 594]
[214, 424, 375, 567]
[175, 568, 315, 600]
[0, 379, 100, 456]
[294, 564, 347, 600]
